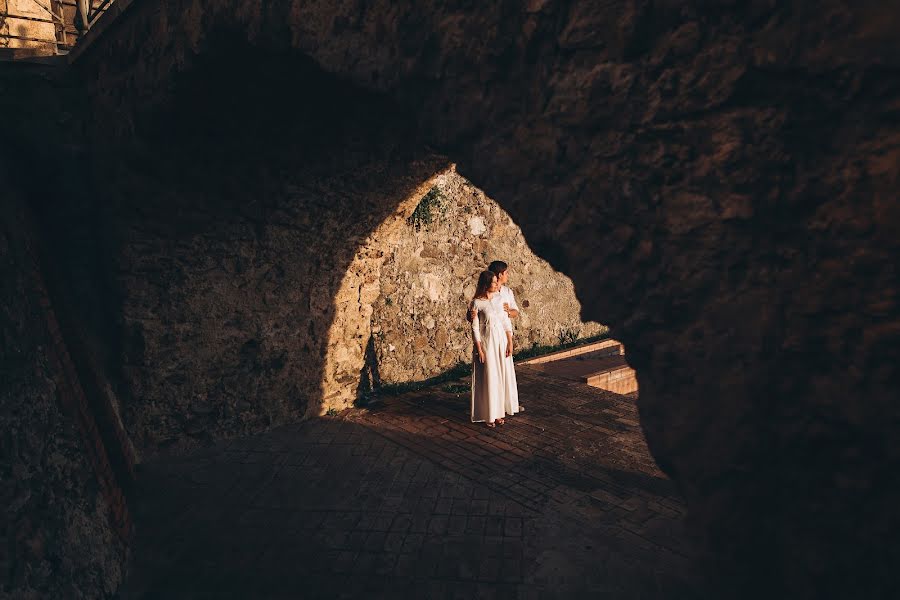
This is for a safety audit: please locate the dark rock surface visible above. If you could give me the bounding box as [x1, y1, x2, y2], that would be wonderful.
[90, 54, 448, 455]
[0, 180, 126, 599]
[76, 2, 899, 595]
[3, 0, 899, 596]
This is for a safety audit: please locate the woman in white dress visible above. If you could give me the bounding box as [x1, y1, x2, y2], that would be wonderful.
[470, 270, 520, 428]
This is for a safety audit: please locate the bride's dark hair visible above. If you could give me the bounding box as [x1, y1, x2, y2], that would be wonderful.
[473, 270, 496, 300]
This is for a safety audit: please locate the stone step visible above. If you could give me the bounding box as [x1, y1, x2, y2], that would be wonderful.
[518, 338, 638, 395]
[517, 337, 622, 365]
[583, 357, 638, 395]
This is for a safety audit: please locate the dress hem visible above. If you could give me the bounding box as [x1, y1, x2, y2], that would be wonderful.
[471, 410, 519, 423]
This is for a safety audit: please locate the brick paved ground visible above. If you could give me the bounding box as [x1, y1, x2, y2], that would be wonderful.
[121, 364, 701, 599]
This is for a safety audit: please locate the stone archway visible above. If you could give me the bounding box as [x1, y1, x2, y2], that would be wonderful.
[16, 0, 900, 596]
[70, 44, 604, 450]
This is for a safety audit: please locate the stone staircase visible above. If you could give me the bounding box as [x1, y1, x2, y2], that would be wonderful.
[518, 338, 638, 395]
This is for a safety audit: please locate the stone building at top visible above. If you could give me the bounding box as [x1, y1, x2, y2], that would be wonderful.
[0, 0, 109, 58]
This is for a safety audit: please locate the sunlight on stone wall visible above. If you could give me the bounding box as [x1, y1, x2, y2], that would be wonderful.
[318, 166, 606, 413]
[371, 168, 606, 384]
[318, 173, 443, 414]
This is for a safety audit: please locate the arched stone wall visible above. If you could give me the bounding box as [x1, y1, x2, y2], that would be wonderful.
[50, 49, 601, 454]
[33, 0, 900, 596]
[79, 50, 450, 453]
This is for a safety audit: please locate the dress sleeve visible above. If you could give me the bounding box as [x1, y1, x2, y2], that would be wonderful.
[471, 303, 482, 343]
[505, 287, 519, 311]
[502, 307, 513, 333]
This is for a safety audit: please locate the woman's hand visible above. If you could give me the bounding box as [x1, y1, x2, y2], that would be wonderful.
[505, 334, 513, 358]
[476, 344, 486, 364]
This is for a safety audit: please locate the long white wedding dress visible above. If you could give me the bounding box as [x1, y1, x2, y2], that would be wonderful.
[470, 295, 520, 423]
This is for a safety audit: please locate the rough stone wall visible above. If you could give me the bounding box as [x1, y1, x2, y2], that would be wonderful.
[0, 184, 126, 599]
[62, 0, 900, 596]
[106, 155, 446, 455]
[0, 61, 140, 503]
[371, 168, 605, 383]
[70, 52, 450, 455]
[79, 52, 599, 456]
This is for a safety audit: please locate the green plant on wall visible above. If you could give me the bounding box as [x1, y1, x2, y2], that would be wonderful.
[407, 186, 448, 231]
[513, 330, 610, 362]
[557, 327, 580, 346]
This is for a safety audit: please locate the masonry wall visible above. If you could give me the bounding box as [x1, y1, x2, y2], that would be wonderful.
[99, 158, 604, 455]
[71, 53, 605, 458]
[75, 4, 900, 595]
[371, 168, 605, 384]
[0, 183, 126, 599]
[13, 0, 895, 592]
[1, 0, 57, 52]
[105, 151, 447, 455]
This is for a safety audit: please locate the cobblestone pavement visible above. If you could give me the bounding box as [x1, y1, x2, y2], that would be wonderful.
[121, 365, 701, 599]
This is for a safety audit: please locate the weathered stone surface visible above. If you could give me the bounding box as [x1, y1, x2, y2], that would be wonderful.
[25, 55, 601, 457]
[3, 0, 898, 597]
[74, 2, 900, 595]
[0, 181, 126, 599]
[371, 168, 605, 383]
[103, 116, 447, 452]
[95, 160, 601, 453]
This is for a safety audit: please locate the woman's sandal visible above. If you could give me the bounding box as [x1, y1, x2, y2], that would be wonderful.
[497, 418, 506, 426]
[486, 421, 496, 429]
